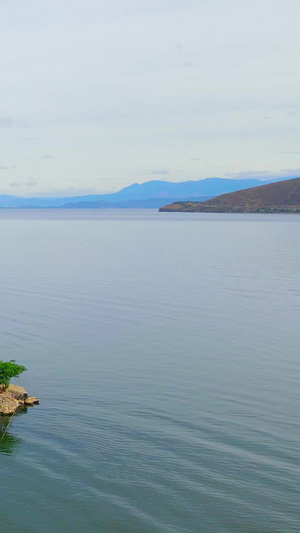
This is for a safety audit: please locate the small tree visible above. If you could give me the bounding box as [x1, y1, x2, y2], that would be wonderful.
[0, 360, 27, 390]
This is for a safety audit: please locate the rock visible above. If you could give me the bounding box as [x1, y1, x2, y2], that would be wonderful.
[25, 397, 39, 406]
[7, 384, 28, 400]
[0, 386, 39, 415]
[0, 392, 20, 416]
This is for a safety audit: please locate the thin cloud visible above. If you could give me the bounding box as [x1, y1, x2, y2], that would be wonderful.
[37, 187, 99, 197]
[281, 168, 300, 174]
[151, 169, 170, 175]
[226, 170, 272, 179]
[41, 154, 52, 159]
[226, 169, 300, 180]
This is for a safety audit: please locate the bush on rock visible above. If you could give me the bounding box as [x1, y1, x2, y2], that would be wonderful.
[0, 360, 27, 390]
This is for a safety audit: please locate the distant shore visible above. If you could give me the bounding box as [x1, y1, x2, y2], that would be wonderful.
[159, 202, 300, 213]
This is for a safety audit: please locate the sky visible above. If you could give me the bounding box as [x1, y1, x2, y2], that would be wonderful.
[0, 0, 300, 196]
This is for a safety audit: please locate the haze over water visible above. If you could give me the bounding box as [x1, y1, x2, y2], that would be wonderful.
[0, 209, 299, 532]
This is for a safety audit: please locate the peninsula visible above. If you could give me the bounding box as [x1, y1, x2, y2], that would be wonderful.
[159, 177, 300, 213]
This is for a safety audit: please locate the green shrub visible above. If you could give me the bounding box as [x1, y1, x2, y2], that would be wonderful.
[0, 360, 27, 390]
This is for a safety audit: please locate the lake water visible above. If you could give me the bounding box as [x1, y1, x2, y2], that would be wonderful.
[0, 209, 299, 532]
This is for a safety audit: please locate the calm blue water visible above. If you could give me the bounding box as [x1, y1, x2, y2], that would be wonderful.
[0, 209, 299, 532]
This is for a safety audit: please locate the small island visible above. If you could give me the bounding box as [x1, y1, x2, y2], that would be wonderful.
[159, 177, 300, 213]
[0, 360, 39, 416]
[0, 385, 39, 416]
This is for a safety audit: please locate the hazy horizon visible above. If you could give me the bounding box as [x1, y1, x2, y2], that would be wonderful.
[0, 174, 295, 199]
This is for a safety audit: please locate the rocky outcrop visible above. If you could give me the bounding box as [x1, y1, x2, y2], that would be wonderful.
[0, 385, 39, 415]
[7, 384, 28, 400]
[0, 393, 20, 416]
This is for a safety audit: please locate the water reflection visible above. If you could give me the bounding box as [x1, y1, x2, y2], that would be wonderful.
[0, 411, 26, 455]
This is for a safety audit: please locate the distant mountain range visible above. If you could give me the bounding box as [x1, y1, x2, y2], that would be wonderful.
[0, 177, 294, 208]
[159, 177, 300, 213]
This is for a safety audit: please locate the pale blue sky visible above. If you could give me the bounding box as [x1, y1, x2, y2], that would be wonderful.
[0, 0, 300, 196]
